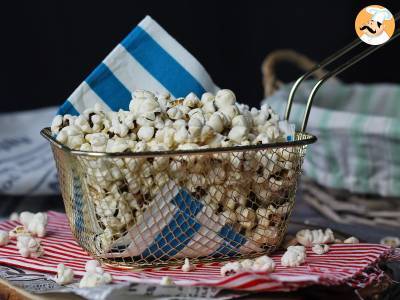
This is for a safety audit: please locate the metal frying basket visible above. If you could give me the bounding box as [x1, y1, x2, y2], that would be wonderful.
[41, 128, 316, 268]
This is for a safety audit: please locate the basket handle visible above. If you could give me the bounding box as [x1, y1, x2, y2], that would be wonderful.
[261, 49, 326, 97]
[262, 12, 399, 132]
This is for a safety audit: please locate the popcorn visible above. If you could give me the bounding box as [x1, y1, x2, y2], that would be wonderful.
[228, 126, 248, 143]
[181, 258, 195, 272]
[251, 226, 279, 245]
[207, 112, 225, 133]
[240, 259, 254, 270]
[79, 272, 112, 288]
[79, 260, 113, 288]
[19, 211, 48, 238]
[9, 212, 19, 222]
[16, 235, 44, 258]
[219, 105, 239, 121]
[312, 244, 330, 255]
[0, 230, 9, 246]
[51, 115, 63, 133]
[86, 133, 108, 152]
[281, 246, 306, 267]
[85, 260, 104, 274]
[137, 126, 155, 141]
[236, 207, 256, 223]
[183, 92, 201, 108]
[343, 236, 360, 244]
[54, 263, 74, 285]
[220, 261, 242, 276]
[232, 115, 250, 128]
[167, 107, 184, 120]
[75, 115, 93, 133]
[201, 92, 215, 103]
[220, 210, 237, 224]
[160, 276, 175, 286]
[174, 126, 189, 144]
[256, 208, 270, 228]
[252, 255, 275, 273]
[129, 90, 160, 116]
[380, 236, 400, 248]
[215, 89, 236, 108]
[296, 228, 335, 247]
[57, 126, 84, 149]
[106, 139, 129, 153]
[9, 226, 30, 240]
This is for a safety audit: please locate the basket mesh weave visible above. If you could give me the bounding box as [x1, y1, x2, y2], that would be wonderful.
[47, 128, 314, 268]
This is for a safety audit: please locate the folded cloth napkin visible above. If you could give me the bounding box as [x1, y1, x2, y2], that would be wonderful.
[0, 107, 59, 195]
[58, 15, 218, 115]
[263, 79, 400, 197]
[0, 211, 397, 292]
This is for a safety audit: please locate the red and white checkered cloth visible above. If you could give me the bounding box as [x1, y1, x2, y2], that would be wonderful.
[0, 211, 395, 292]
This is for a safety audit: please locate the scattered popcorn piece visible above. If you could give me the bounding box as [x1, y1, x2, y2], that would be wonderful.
[85, 260, 104, 274]
[9, 226, 30, 240]
[343, 236, 360, 244]
[54, 263, 74, 285]
[160, 276, 175, 286]
[9, 212, 19, 222]
[221, 261, 242, 276]
[79, 260, 112, 288]
[240, 259, 254, 270]
[252, 255, 275, 273]
[281, 246, 306, 267]
[79, 272, 112, 288]
[380, 236, 400, 248]
[19, 212, 48, 237]
[296, 228, 335, 246]
[0, 230, 9, 246]
[312, 244, 330, 255]
[16, 235, 44, 258]
[181, 258, 195, 272]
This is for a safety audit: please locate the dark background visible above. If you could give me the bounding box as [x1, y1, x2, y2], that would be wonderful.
[1, 0, 398, 112]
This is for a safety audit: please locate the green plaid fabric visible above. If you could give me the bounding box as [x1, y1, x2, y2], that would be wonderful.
[264, 79, 400, 197]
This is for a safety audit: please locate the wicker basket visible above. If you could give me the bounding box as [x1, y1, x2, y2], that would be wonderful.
[41, 128, 315, 268]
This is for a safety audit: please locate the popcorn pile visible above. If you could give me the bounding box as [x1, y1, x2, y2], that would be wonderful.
[51, 89, 294, 152]
[51, 89, 299, 252]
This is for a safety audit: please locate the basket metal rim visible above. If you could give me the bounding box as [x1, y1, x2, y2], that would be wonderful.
[41, 127, 317, 158]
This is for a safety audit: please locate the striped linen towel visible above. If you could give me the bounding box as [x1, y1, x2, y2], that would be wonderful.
[58, 15, 218, 116]
[264, 79, 400, 197]
[0, 211, 395, 292]
[102, 181, 260, 259]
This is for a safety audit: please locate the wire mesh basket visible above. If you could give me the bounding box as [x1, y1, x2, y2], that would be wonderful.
[41, 128, 316, 268]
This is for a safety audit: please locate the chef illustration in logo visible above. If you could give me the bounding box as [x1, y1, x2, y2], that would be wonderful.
[355, 6, 395, 45]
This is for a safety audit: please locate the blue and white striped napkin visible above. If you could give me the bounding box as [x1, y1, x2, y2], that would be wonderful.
[63, 16, 263, 259]
[59, 16, 218, 116]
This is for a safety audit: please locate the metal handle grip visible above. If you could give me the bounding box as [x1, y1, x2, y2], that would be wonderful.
[286, 11, 400, 132]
